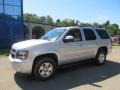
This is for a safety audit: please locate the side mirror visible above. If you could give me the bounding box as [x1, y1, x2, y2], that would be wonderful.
[63, 36, 74, 43]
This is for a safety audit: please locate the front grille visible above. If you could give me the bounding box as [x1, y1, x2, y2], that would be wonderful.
[11, 49, 16, 59]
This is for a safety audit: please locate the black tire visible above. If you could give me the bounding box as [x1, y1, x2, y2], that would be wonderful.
[33, 57, 57, 81]
[95, 49, 106, 65]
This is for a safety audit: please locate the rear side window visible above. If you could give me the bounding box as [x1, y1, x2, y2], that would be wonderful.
[83, 29, 96, 40]
[96, 29, 110, 39]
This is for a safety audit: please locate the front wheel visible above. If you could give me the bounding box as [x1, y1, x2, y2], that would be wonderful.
[33, 57, 57, 80]
[95, 50, 106, 65]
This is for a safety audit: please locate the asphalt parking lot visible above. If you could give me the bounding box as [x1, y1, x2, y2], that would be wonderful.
[0, 46, 120, 90]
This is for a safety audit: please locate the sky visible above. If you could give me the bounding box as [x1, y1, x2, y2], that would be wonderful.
[23, 0, 120, 25]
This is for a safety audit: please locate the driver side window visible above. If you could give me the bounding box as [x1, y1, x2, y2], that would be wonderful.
[65, 29, 82, 42]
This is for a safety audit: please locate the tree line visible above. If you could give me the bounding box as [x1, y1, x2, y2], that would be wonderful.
[24, 13, 120, 36]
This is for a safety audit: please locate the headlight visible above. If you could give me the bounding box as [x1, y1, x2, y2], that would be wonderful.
[16, 50, 29, 60]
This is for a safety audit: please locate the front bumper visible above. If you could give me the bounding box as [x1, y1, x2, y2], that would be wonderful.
[9, 55, 32, 74]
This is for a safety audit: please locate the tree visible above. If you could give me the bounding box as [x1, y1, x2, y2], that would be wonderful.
[23, 13, 39, 22]
[23, 13, 120, 36]
[92, 22, 99, 27]
[103, 20, 110, 28]
[56, 19, 61, 26]
[46, 15, 54, 24]
[80, 22, 91, 27]
[107, 24, 119, 36]
[39, 16, 46, 23]
[75, 20, 80, 26]
[118, 29, 120, 35]
[60, 19, 76, 26]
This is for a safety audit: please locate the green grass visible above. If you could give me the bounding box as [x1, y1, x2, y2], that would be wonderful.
[0, 49, 10, 56]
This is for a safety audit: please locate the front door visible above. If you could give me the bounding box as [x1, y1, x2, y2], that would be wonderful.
[60, 29, 85, 64]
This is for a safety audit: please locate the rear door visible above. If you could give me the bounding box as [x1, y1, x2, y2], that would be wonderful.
[81, 28, 98, 59]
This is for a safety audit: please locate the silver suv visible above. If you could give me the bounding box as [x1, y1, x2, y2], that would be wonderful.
[9, 26, 112, 80]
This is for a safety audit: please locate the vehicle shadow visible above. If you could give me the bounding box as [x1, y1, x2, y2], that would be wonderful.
[14, 60, 120, 90]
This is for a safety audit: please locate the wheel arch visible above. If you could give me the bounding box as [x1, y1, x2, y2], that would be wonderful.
[32, 53, 58, 73]
[97, 46, 108, 54]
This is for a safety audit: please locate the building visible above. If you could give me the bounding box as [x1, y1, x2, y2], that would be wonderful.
[24, 21, 57, 40]
[0, 0, 24, 48]
[0, 0, 58, 49]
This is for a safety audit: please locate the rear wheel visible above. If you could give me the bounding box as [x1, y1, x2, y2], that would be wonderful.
[33, 57, 57, 80]
[95, 49, 106, 65]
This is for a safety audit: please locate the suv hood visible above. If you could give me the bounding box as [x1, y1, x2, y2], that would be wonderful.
[12, 39, 50, 50]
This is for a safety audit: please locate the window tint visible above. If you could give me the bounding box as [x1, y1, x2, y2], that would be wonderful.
[83, 29, 96, 40]
[65, 29, 82, 42]
[96, 29, 110, 39]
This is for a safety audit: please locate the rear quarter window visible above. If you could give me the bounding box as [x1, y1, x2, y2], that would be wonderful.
[96, 29, 110, 39]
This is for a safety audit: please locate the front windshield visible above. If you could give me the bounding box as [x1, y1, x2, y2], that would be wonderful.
[41, 28, 66, 41]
